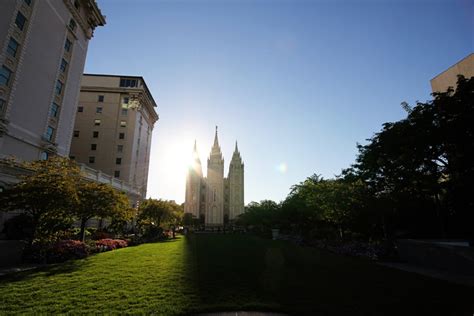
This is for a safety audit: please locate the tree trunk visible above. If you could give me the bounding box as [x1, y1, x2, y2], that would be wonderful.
[434, 193, 446, 238]
[80, 218, 87, 242]
[30, 212, 40, 246]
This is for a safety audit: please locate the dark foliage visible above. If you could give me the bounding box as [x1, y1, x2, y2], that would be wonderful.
[238, 76, 474, 244]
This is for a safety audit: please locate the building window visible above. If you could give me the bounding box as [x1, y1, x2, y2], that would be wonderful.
[40, 152, 49, 160]
[94, 119, 101, 126]
[77, 106, 83, 112]
[0, 99, 5, 114]
[119, 78, 138, 88]
[121, 108, 128, 115]
[64, 39, 72, 52]
[68, 19, 77, 31]
[0, 66, 13, 86]
[7, 37, 19, 57]
[73, 130, 79, 137]
[119, 133, 124, 139]
[50, 102, 59, 118]
[60, 58, 68, 73]
[96, 107, 102, 114]
[15, 12, 27, 31]
[89, 156, 95, 163]
[55, 80, 63, 95]
[116, 158, 122, 165]
[24, 0, 32, 6]
[93, 131, 99, 138]
[114, 170, 120, 178]
[98, 95, 104, 102]
[123, 97, 129, 104]
[117, 145, 123, 153]
[45, 126, 54, 141]
[91, 144, 97, 150]
[120, 121, 126, 127]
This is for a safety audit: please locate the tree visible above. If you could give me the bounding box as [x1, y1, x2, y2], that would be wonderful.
[137, 199, 179, 238]
[0, 157, 80, 243]
[354, 76, 474, 238]
[75, 181, 132, 241]
[236, 200, 281, 234]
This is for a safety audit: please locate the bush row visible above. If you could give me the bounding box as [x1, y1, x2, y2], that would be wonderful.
[23, 239, 129, 264]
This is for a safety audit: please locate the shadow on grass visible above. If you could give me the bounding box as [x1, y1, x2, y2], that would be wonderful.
[182, 233, 288, 315]
[0, 256, 93, 284]
[181, 233, 474, 316]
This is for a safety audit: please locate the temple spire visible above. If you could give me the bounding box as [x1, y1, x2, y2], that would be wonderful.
[193, 139, 197, 152]
[213, 125, 219, 147]
[234, 140, 239, 153]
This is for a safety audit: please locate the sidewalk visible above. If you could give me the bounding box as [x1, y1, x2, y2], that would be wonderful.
[379, 261, 474, 287]
[0, 264, 42, 278]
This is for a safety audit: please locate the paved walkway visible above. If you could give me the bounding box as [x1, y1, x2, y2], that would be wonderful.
[0, 264, 42, 277]
[380, 262, 474, 287]
[197, 313, 287, 316]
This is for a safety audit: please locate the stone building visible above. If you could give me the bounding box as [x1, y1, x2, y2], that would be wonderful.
[0, 0, 105, 161]
[185, 127, 244, 227]
[431, 53, 474, 93]
[69, 74, 159, 198]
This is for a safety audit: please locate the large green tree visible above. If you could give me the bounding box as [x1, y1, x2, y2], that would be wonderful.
[137, 199, 181, 230]
[0, 157, 80, 242]
[354, 76, 474, 238]
[75, 181, 132, 241]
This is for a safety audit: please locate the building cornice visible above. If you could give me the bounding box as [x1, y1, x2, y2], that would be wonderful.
[80, 86, 159, 123]
[63, 0, 106, 39]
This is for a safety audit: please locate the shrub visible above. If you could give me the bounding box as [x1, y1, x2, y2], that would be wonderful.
[95, 239, 128, 252]
[140, 225, 167, 243]
[23, 240, 88, 264]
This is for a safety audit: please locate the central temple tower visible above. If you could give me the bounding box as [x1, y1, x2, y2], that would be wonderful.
[206, 127, 225, 225]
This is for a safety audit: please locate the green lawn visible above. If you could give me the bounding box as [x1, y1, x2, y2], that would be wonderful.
[0, 234, 473, 315]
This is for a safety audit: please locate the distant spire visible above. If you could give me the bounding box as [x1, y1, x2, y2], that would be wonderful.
[234, 141, 239, 152]
[213, 125, 219, 148]
[193, 139, 197, 152]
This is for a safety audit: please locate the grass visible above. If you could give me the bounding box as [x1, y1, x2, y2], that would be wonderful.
[0, 234, 473, 315]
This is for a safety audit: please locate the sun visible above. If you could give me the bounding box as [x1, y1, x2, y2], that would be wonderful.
[157, 140, 201, 190]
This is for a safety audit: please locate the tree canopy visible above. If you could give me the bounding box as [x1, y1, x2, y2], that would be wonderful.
[238, 76, 474, 241]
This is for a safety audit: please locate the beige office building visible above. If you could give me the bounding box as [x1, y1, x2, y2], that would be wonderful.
[431, 53, 474, 93]
[69, 74, 159, 198]
[0, 0, 105, 161]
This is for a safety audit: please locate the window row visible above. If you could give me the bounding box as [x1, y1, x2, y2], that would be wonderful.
[87, 157, 123, 165]
[119, 78, 138, 88]
[93, 119, 127, 127]
[73, 131, 126, 139]
[77, 105, 128, 115]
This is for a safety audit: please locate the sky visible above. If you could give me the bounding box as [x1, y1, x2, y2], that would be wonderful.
[84, 0, 473, 204]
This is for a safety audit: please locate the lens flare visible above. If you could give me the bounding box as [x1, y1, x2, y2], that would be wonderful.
[277, 162, 287, 174]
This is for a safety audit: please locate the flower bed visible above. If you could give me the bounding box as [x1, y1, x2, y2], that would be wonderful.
[23, 240, 88, 264]
[95, 239, 128, 252]
[23, 239, 129, 264]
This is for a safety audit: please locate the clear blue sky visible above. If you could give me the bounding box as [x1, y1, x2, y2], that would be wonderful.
[85, 0, 473, 204]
